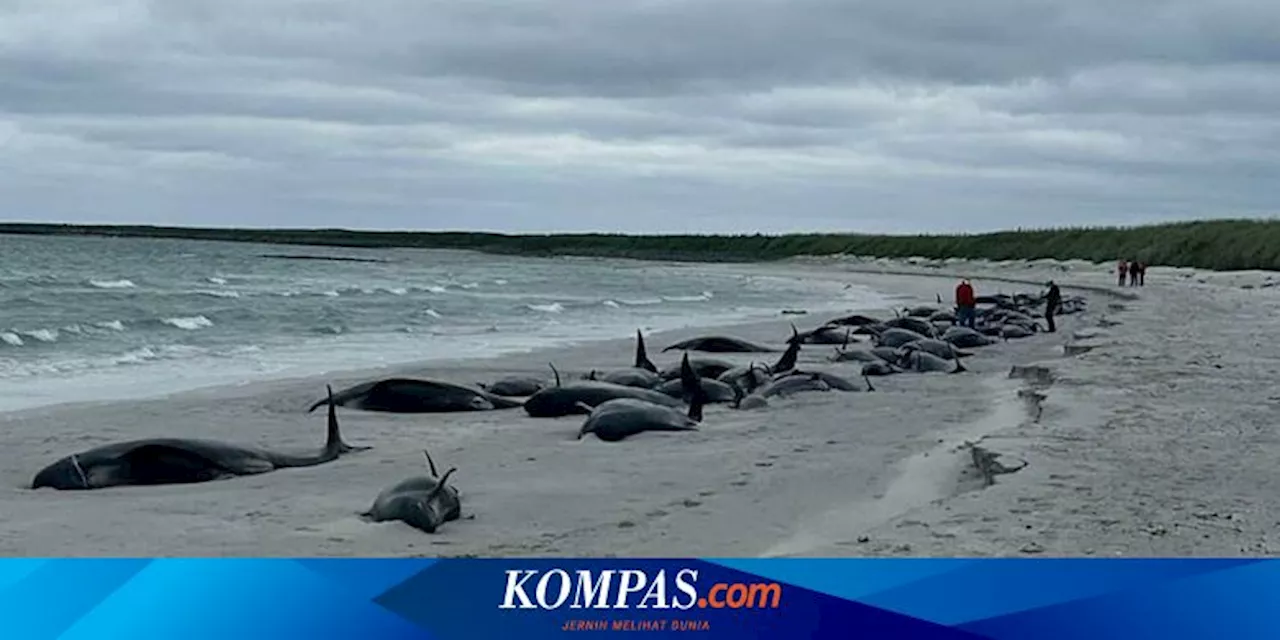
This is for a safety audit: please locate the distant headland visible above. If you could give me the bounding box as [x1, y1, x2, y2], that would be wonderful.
[0, 218, 1275, 271]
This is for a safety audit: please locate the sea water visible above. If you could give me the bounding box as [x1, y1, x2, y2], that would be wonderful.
[0, 234, 894, 412]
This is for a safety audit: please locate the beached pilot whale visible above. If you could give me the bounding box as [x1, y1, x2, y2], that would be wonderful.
[359, 449, 462, 534]
[308, 378, 523, 413]
[662, 335, 777, 353]
[31, 386, 370, 491]
[580, 329, 663, 388]
[523, 364, 687, 418]
[576, 354, 709, 442]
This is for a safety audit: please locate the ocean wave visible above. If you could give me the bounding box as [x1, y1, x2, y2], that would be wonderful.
[493, 279, 508, 285]
[662, 291, 714, 303]
[0, 332, 23, 346]
[197, 289, 241, 298]
[114, 344, 210, 366]
[162, 315, 214, 330]
[525, 302, 565, 313]
[422, 308, 442, 319]
[20, 329, 59, 343]
[602, 299, 621, 308]
[88, 279, 136, 289]
[206, 276, 229, 285]
[423, 285, 448, 294]
[94, 320, 126, 332]
[619, 298, 663, 306]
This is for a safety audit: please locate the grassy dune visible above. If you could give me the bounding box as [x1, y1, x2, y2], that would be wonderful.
[0, 218, 1276, 271]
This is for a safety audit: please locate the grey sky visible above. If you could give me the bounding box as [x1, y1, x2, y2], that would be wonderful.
[1, 0, 1276, 233]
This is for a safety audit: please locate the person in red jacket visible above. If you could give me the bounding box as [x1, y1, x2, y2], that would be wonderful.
[955, 279, 976, 328]
[1117, 260, 1128, 286]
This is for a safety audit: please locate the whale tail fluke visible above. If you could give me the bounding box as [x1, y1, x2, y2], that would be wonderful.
[771, 335, 800, 374]
[422, 449, 440, 478]
[323, 384, 371, 455]
[426, 468, 457, 501]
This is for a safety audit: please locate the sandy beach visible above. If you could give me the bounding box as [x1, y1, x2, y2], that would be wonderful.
[2, 256, 1266, 558]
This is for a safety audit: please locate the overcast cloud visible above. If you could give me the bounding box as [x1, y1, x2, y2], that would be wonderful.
[0, 0, 1277, 233]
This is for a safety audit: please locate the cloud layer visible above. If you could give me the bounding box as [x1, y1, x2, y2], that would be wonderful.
[1, 0, 1277, 233]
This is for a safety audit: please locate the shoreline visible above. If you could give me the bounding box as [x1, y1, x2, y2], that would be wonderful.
[0, 280, 896, 420]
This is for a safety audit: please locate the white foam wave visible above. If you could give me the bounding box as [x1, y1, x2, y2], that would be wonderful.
[20, 329, 59, 342]
[88, 279, 136, 289]
[619, 298, 663, 306]
[526, 302, 565, 313]
[94, 320, 126, 331]
[0, 332, 23, 346]
[493, 279, 508, 285]
[198, 290, 241, 298]
[207, 276, 229, 285]
[423, 308, 442, 318]
[424, 285, 448, 294]
[115, 346, 160, 365]
[602, 300, 621, 308]
[114, 344, 209, 366]
[662, 293, 713, 302]
[162, 315, 214, 330]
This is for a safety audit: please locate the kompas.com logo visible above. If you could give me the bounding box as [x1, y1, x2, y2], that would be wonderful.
[498, 568, 783, 610]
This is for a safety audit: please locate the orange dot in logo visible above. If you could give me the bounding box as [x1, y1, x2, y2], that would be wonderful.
[697, 598, 707, 608]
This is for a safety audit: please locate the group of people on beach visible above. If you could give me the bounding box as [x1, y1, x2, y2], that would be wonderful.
[1117, 259, 1146, 287]
[954, 278, 1062, 333]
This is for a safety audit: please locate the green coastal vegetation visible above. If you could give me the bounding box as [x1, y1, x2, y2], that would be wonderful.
[0, 218, 1275, 271]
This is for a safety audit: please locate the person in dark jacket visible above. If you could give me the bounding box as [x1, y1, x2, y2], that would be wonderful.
[1043, 281, 1062, 333]
[1137, 261, 1146, 286]
[1117, 260, 1128, 286]
[1128, 260, 1139, 286]
[955, 279, 976, 328]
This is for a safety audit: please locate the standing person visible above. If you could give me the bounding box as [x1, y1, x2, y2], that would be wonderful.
[1129, 260, 1139, 286]
[1137, 261, 1146, 286]
[1117, 260, 1128, 286]
[955, 278, 976, 328]
[1043, 281, 1062, 333]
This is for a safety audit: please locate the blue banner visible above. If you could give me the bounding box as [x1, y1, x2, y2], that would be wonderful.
[2, 558, 1275, 639]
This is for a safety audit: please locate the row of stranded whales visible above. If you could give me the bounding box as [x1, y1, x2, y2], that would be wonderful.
[29, 287, 1085, 539]
[32, 386, 369, 490]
